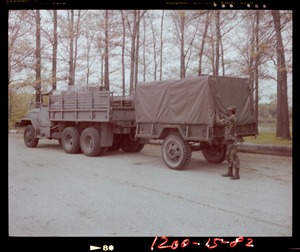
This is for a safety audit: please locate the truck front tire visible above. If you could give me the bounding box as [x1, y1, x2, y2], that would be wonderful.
[161, 133, 191, 170]
[24, 125, 39, 148]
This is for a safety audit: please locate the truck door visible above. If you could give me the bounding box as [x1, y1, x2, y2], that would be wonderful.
[38, 94, 51, 138]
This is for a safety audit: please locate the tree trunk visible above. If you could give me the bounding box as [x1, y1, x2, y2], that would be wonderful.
[247, 11, 260, 135]
[215, 10, 221, 76]
[198, 11, 210, 76]
[68, 10, 74, 86]
[73, 10, 81, 87]
[52, 10, 57, 90]
[35, 10, 41, 105]
[104, 10, 110, 90]
[121, 10, 126, 96]
[254, 11, 260, 135]
[180, 11, 185, 79]
[8, 11, 12, 121]
[134, 10, 141, 90]
[150, 12, 157, 81]
[271, 10, 291, 140]
[143, 16, 146, 82]
[129, 10, 137, 95]
[210, 24, 216, 75]
[159, 10, 164, 81]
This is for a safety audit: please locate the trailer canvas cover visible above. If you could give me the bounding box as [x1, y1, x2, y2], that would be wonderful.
[135, 75, 255, 126]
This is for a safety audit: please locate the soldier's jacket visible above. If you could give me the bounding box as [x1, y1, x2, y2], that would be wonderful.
[215, 114, 237, 141]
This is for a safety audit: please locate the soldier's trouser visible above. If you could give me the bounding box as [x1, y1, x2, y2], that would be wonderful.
[226, 140, 240, 170]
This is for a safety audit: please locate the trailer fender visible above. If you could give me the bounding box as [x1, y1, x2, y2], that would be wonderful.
[159, 126, 185, 140]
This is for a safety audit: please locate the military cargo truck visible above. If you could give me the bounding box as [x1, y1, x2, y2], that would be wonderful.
[16, 75, 256, 168]
[135, 75, 256, 170]
[16, 87, 145, 156]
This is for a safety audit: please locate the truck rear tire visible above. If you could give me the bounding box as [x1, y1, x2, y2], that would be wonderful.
[80, 127, 102, 157]
[109, 135, 122, 152]
[121, 134, 145, 153]
[135, 143, 145, 152]
[24, 125, 39, 148]
[202, 144, 226, 163]
[61, 127, 81, 154]
[161, 133, 191, 170]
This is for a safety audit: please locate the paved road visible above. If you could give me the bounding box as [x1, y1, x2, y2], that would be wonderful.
[8, 134, 292, 237]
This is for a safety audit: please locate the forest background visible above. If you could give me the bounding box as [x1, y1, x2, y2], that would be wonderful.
[8, 9, 292, 141]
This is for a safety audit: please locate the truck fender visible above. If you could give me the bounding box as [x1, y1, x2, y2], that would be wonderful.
[16, 114, 40, 137]
[15, 118, 31, 127]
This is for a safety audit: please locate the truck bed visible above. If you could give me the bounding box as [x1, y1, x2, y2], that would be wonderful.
[48, 91, 135, 122]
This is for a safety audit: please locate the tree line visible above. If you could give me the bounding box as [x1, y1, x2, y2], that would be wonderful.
[8, 9, 292, 139]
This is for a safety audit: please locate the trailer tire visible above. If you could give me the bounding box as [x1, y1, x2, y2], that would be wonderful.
[24, 125, 39, 148]
[80, 127, 102, 157]
[202, 144, 226, 163]
[161, 133, 191, 170]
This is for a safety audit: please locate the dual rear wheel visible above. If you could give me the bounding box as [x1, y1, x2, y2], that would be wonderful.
[61, 126, 107, 157]
[61, 126, 144, 157]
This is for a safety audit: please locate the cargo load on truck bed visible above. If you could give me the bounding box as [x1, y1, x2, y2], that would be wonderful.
[135, 75, 255, 127]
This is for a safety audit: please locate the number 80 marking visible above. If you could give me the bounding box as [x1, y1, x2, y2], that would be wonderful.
[103, 245, 114, 251]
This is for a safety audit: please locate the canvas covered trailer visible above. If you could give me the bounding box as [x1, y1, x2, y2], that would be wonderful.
[135, 75, 257, 169]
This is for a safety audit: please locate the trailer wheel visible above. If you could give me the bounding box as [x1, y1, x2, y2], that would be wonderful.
[202, 144, 226, 163]
[161, 133, 191, 170]
[24, 125, 39, 148]
[121, 135, 145, 153]
[61, 127, 81, 154]
[80, 127, 102, 157]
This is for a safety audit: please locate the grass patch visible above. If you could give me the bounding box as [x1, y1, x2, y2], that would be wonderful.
[244, 132, 292, 146]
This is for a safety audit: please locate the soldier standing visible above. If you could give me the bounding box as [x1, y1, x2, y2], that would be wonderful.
[215, 106, 240, 180]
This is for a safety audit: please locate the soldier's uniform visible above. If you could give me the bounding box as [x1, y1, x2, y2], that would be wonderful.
[215, 106, 240, 180]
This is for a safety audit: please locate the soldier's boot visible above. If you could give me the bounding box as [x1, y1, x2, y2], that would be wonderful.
[230, 168, 240, 180]
[222, 167, 233, 177]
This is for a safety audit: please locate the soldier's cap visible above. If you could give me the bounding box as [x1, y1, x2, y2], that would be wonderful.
[226, 106, 236, 111]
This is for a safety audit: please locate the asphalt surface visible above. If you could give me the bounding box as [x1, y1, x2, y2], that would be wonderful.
[8, 133, 292, 237]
